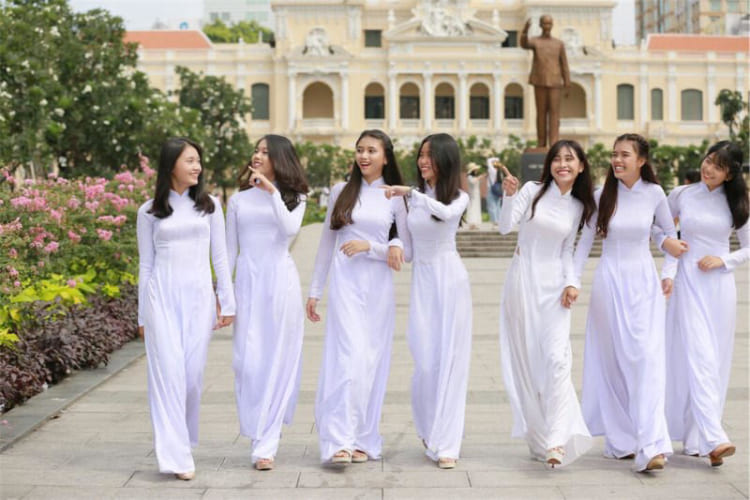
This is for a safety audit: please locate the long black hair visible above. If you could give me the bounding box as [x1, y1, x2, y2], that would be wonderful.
[148, 137, 215, 219]
[529, 139, 596, 230]
[330, 129, 403, 230]
[596, 133, 659, 238]
[237, 135, 309, 211]
[416, 133, 462, 222]
[703, 140, 749, 229]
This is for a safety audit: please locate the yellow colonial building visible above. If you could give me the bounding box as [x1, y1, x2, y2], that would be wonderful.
[125, 0, 749, 150]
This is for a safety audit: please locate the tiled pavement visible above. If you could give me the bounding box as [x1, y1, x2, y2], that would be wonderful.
[1, 223, 747, 499]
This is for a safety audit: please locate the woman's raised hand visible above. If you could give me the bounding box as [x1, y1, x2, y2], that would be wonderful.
[247, 166, 276, 194]
[381, 185, 411, 200]
[499, 165, 519, 196]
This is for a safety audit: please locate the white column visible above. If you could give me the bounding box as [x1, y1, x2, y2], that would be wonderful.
[639, 64, 648, 128]
[668, 69, 677, 122]
[707, 61, 716, 123]
[341, 72, 349, 130]
[424, 72, 433, 131]
[458, 73, 468, 131]
[594, 71, 602, 129]
[287, 71, 296, 131]
[388, 71, 398, 131]
[493, 72, 502, 131]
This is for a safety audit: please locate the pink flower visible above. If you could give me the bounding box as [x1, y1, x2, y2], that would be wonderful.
[8, 248, 17, 258]
[38, 261, 45, 268]
[67, 279, 77, 288]
[13, 280, 20, 287]
[85, 200, 100, 212]
[50, 209, 63, 223]
[43, 241, 59, 253]
[114, 171, 135, 184]
[8, 267, 18, 278]
[96, 228, 113, 241]
[67, 231, 81, 243]
[68, 197, 81, 209]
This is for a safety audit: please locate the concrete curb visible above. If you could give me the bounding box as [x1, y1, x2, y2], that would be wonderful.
[0, 339, 145, 452]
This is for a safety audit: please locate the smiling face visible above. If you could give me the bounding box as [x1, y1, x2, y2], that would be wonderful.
[170, 145, 201, 193]
[251, 138, 275, 182]
[355, 135, 386, 183]
[611, 140, 644, 188]
[550, 146, 582, 193]
[701, 152, 730, 191]
[417, 140, 438, 187]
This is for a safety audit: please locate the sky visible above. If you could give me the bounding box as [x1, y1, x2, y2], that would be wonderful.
[68, 0, 637, 46]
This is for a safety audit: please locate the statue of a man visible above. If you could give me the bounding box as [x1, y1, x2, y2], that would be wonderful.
[521, 16, 570, 148]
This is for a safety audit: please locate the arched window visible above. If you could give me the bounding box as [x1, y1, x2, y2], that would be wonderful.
[681, 89, 703, 121]
[399, 82, 420, 119]
[617, 84, 634, 120]
[364, 82, 385, 119]
[651, 88, 663, 121]
[251, 83, 270, 120]
[504, 83, 523, 119]
[434, 82, 455, 119]
[561, 83, 586, 118]
[302, 82, 334, 118]
[469, 83, 490, 119]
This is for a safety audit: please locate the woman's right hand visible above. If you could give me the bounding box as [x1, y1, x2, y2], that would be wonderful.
[500, 165, 519, 196]
[662, 237, 689, 258]
[306, 297, 320, 322]
[138, 326, 144, 339]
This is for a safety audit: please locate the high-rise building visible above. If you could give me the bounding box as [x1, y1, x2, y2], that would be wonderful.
[204, 0, 273, 28]
[636, 0, 749, 41]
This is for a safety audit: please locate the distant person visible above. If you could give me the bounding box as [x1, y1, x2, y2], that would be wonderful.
[465, 163, 484, 229]
[226, 135, 309, 471]
[486, 157, 502, 224]
[137, 137, 235, 481]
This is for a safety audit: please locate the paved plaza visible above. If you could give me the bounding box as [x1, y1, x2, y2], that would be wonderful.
[1, 223, 748, 499]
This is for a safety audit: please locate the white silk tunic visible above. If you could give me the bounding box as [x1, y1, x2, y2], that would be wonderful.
[499, 181, 592, 466]
[226, 187, 306, 463]
[137, 191, 235, 474]
[400, 186, 472, 462]
[309, 178, 408, 462]
[573, 179, 676, 472]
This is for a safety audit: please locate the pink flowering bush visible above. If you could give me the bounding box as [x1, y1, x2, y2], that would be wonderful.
[0, 156, 156, 411]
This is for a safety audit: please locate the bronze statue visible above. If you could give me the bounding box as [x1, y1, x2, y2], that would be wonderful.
[521, 16, 570, 149]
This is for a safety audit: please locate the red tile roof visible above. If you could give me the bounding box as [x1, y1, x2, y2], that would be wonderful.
[647, 34, 750, 53]
[124, 30, 212, 50]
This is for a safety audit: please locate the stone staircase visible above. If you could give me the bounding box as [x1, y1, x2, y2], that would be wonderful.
[456, 229, 740, 259]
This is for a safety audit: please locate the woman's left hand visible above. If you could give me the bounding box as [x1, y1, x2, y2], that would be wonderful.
[248, 166, 276, 194]
[661, 278, 673, 298]
[697, 255, 724, 272]
[216, 315, 235, 329]
[381, 185, 412, 199]
[340, 239, 370, 257]
[561, 286, 578, 308]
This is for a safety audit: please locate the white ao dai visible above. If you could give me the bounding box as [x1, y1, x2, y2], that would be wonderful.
[498, 182, 592, 466]
[137, 191, 235, 474]
[226, 187, 306, 462]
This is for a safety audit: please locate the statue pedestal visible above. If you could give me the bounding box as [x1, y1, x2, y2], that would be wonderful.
[521, 150, 546, 184]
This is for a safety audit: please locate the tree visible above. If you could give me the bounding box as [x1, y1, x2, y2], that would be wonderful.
[585, 142, 611, 185]
[173, 66, 253, 199]
[295, 141, 352, 188]
[716, 89, 749, 161]
[0, 0, 182, 177]
[203, 19, 275, 46]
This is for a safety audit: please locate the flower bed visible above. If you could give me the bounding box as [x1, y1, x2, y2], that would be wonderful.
[0, 157, 153, 412]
